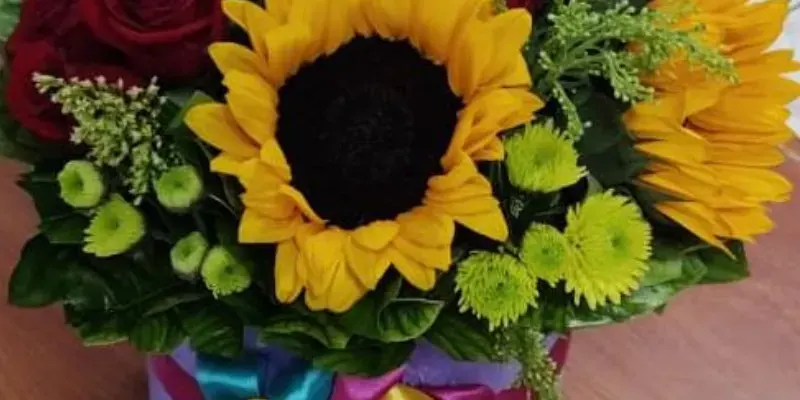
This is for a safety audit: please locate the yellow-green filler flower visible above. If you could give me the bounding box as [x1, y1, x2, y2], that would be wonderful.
[201, 246, 252, 298]
[456, 251, 538, 331]
[171, 232, 209, 277]
[155, 165, 204, 213]
[521, 223, 574, 285]
[563, 191, 652, 309]
[84, 194, 145, 257]
[57, 160, 105, 208]
[505, 122, 585, 193]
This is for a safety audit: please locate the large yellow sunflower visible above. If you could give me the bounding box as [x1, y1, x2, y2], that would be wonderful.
[625, 0, 800, 250]
[186, 0, 542, 312]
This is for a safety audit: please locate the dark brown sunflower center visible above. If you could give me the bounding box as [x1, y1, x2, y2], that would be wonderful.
[276, 37, 462, 229]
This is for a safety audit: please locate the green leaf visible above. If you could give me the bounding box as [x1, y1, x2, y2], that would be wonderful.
[339, 278, 443, 342]
[73, 314, 131, 346]
[40, 214, 90, 244]
[218, 289, 273, 325]
[7, 235, 70, 307]
[0, 0, 21, 40]
[262, 310, 350, 350]
[312, 341, 414, 377]
[18, 168, 73, 221]
[575, 93, 626, 155]
[698, 241, 749, 284]
[130, 313, 185, 354]
[424, 312, 495, 362]
[142, 291, 210, 317]
[181, 304, 244, 358]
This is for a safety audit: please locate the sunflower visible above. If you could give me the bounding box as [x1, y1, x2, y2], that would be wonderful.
[625, 0, 800, 250]
[186, 0, 542, 312]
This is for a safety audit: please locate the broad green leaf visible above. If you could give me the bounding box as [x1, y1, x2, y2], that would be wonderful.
[143, 291, 210, 317]
[425, 313, 495, 362]
[340, 278, 442, 342]
[640, 254, 683, 287]
[8, 235, 70, 307]
[376, 299, 444, 342]
[40, 213, 90, 244]
[262, 311, 350, 350]
[130, 313, 185, 354]
[18, 170, 73, 220]
[312, 341, 414, 377]
[181, 304, 244, 358]
[698, 241, 749, 284]
[575, 93, 626, 155]
[0, 0, 21, 40]
[74, 315, 131, 346]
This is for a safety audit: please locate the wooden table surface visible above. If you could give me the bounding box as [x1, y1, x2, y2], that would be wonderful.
[1, 152, 799, 400]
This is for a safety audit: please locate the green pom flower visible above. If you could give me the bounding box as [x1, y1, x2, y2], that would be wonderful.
[57, 160, 105, 208]
[563, 191, 653, 309]
[84, 194, 145, 257]
[520, 224, 574, 285]
[505, 122, 586, 193]
[155, 166, 204, 212]
[455, 251, 538, 331]
[201, 246, 252, 297]
[171, 232, 209, 277]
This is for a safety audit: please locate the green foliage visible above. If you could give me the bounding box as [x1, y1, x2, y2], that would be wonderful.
[495, 313, 560, 400]
[312, 340, 415, 377]
[262, 306, 351, 350]
[130, 313, 185, 354]
[533, 0, 736, 138]
[425, 312, 496, 362]
[34, 75, 181, 200]
[0, 0, 20, 40]
[40, 214, 90, 245]
[8, 235, 71, 307]
[339, 278, 444, 343]
[181, 304, 244, 358]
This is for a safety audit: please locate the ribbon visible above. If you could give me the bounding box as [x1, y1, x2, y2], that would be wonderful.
[332, 372, 530, 400]
[150, 347, 333, 400]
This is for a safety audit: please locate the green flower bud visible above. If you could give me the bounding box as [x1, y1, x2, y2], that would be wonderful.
[505, 122, 586, 193]
[57, 160, 105, 208]
[201, 246, 252, 297]
[455, 251, 538, 331]
[84, 194, 145, 257]
[171, 232, 209, 277]
[155, 166, 203, 213]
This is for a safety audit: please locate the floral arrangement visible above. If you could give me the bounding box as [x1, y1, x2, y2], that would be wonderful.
[2, 0, 797, 399]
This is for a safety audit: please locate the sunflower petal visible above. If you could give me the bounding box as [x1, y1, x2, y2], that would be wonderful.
[279, 185, 325, 224]
[396, 207, 455, 247]
[387, 246, 437, 290]
[239, 209, 302, 243]
[185, 103, 259, 158]
[451, 207, 509, 242]
[656, 202, 728, 251]
[223, 0, 276, 56]
[275, 240, 303, 303]
[225, 72, 279, 144]
[392, 236, 451, 271]
[210, 43, 267, 78]
[303, 229, 347, 296]
[351, 220, 400, 250]
[344, 239, 391, 289]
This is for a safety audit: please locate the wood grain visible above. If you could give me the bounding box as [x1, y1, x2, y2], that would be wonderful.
[1, 153, 799, 399]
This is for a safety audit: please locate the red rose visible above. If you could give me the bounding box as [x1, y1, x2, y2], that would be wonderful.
[79, 0, 226, 83]
[6, 0, 143, 141]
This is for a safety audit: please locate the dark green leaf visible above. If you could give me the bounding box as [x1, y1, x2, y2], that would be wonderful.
[74, 315, 131, 346]
[181, 304, 244, 358]
[0, 0, 21, 40]
[698, 241, 749, 284]
[130, 313, 185, 354]
[218, 288, 273, 325]
[40, 214, 89, 244]
[575, 93, 626, 155]
[8, 235, 70, 307]
[376, 299, 443, 342]
[143, 291, 210, 317]
[425, 312, 495, 362]
[262, 310, 350, 350]
[312, 341, 414, 377]
[18, 170, 73, 220]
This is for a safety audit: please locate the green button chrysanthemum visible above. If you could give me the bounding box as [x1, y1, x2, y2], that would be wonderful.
[521, 223, 574, 285]
[201, 246, 252, 298]
[155, 166, 204, 213]
[57, 160, 106, 208]
[505, 122, 586, 193]
[563, 191, 653, 309]
[171, 232, 209, 277]
[83, 194, 145, 257]
[455, 251, 538, 331]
